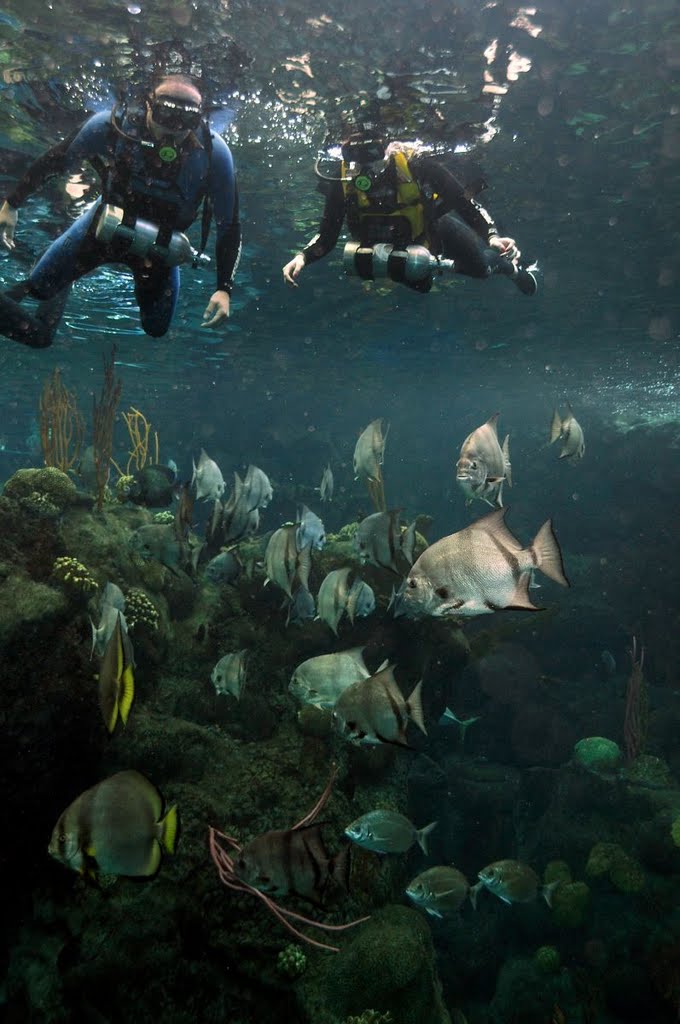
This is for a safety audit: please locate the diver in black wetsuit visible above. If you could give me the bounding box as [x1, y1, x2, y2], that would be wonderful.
[282, 129, 537, 297]
[0, 75, 241, 347]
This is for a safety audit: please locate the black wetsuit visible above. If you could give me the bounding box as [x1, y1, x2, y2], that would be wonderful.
[301, 154, 513, 290]
[0, 109, 241, 346]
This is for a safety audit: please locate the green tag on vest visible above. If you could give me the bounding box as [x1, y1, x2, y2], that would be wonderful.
[158, 145, 178, 163]
[354, 174, 372, 192]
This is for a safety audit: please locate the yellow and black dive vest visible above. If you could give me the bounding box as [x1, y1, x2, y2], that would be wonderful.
[342, 150, 430, 248]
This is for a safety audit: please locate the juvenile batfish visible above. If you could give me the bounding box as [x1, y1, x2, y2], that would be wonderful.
[289, 647, 370, 709]
[456, 412, 511, 508]
[549, 402, 585, 460]
[316, 566, 352, 635]
[318, 464, 334, 502]
[296, 504, 326, 551]
[355, 510, 415, 573]
[332, 664, 427, 747]
[406, 866, 470, 918]
[211, 649, 248, 699]
[49, 770, 178, 878]
[470, 859, 558, 909]
[346, 578, 376, 624]
[98, 611, 135, 734]
[398, 508, 569, 619]
[345, 810, 437, 855]
[264, 524, 299, 598]
[242, 464, 273, 510]
[192, 448, 226, 501]
[353, 418, 388, 482]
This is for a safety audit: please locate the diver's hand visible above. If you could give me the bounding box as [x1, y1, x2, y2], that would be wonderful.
[282, 253, 306, 287]
[489, 235, 520, 262]
[0, 201, 18, 251]
[201, 290, 230, 328]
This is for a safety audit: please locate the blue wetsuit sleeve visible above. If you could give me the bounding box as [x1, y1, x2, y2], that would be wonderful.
[300, 179, 345, 265]
[5, 111, 113, 208]
[208, 135, 241, 295]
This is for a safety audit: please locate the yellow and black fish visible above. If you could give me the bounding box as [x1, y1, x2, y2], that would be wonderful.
[97, 611, 134, 734]
[49, 769, 179, 878]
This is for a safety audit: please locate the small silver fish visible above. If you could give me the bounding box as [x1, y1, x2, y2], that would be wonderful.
[285, 585, 316, 627]
[221, 474, 260, 543]
[318, 464, 334, 502]
[355, 510, 415, 573]
[398, 508, 569, 619]
[289, 647, 370, 709]
[265, 524, 303, 599]
[332, 664, 427, 747]
[316, 566, 352, 635]
[549, 402, 585, 460]
[346, 578, 376, 624]
[600, 650, 616, 675]
[406, 866, 470, 918]
[296, 504, 326, 551]
[192, 449, 226, 501]
[353, 418, 388, 483]
[345, 810, 437, 855]
[211, 650, 248, 699]
[242, 464, 273, 510]
[456, 413, 511, 508]
[90, 581, 127, 657]
[470, 859, 558, 909]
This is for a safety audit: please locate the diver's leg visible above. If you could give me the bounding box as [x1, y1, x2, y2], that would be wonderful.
[437, 213, 537, 295]
[28, 203, 102, 299]
[133, 263, 180, 338]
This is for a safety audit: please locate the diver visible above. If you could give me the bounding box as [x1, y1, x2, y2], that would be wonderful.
[0, 74, 241, 347]
[282, 128, 537, 297]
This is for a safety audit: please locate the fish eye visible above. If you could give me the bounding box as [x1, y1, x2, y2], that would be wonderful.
[259, 873, 270, 884]
[347, 720, 357, 731]
[407, 578, 417, 589]
[435, 586, 449, 599]
[470, 461, 477, 469]
[58, 833, 66, 844]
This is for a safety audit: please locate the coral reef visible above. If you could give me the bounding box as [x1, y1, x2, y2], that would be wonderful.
[573, 736, 622, 774]
[277, 943, 308, 979]
[585, 842, 645, 893]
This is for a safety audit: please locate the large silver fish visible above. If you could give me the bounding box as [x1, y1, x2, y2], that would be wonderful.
[49, 770, 178, 878]
[191, 448, 226, 501]
[550, 403, 585, 460]
[332, 664, 426, 747]
[398, 508, 569, 619]
[289, 646, 370, 709]
[353, 418, 388, 483]
[354, 511, 416, 573]
[456, 413, 511, 508]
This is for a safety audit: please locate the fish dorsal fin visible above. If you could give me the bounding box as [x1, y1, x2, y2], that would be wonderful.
[502, 435, 512, 487]
[549, 409, 562, 444]
[407, 678, 427, 735]
[470, 507, 522, 552]
[485, 412, 500, 434]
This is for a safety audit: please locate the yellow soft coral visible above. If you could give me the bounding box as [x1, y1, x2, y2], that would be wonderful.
[52, 556, 98, 594]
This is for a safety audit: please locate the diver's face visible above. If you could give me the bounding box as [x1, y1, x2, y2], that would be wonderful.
[146, 94, 202, 142]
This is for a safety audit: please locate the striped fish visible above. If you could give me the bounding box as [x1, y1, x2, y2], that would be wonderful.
[316, 566, 352, 635]
[456, 412, 511, 508]
[235, 825, 350, 902]
[354, 510, 416, 573]
[397, 508, 568, 619]
[549, 402, 585, 460]
[332, 664, 427, 747]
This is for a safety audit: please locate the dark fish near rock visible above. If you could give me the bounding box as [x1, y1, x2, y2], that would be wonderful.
[49, 770, 178, 878]
[127, 464, 176, 507]
[204, 549, 242, 585]
[332, 664, 427, 748]
[129, 523, 201, 574]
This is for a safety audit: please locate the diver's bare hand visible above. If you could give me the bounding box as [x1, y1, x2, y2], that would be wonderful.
[201, 290, 230, 328]
[282, 253, 306, 287]
[489, 235, 520, 262]
[0, 201, 18, 251]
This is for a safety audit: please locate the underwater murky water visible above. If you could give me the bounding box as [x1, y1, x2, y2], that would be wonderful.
[0, 1, 679, 1022]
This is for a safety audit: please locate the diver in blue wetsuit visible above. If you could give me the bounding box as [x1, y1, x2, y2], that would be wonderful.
[0, 75, 241, 347]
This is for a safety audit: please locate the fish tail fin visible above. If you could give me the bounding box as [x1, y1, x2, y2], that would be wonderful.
[416, 821, 438, 856]
[118, 665, 135, 726]
[469, 880, 483, 910]
[89, 618, 99, 659]
[502, 434, 512, 487]
[530, 519, 570, 587]
[407, 678, 427, 735]
[401, 520, 417, 565]
[549, 409, 562, 444]
[331, 843, 352, 892]
[159, 804, 180, 855]
[542, 879, 560, 908]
